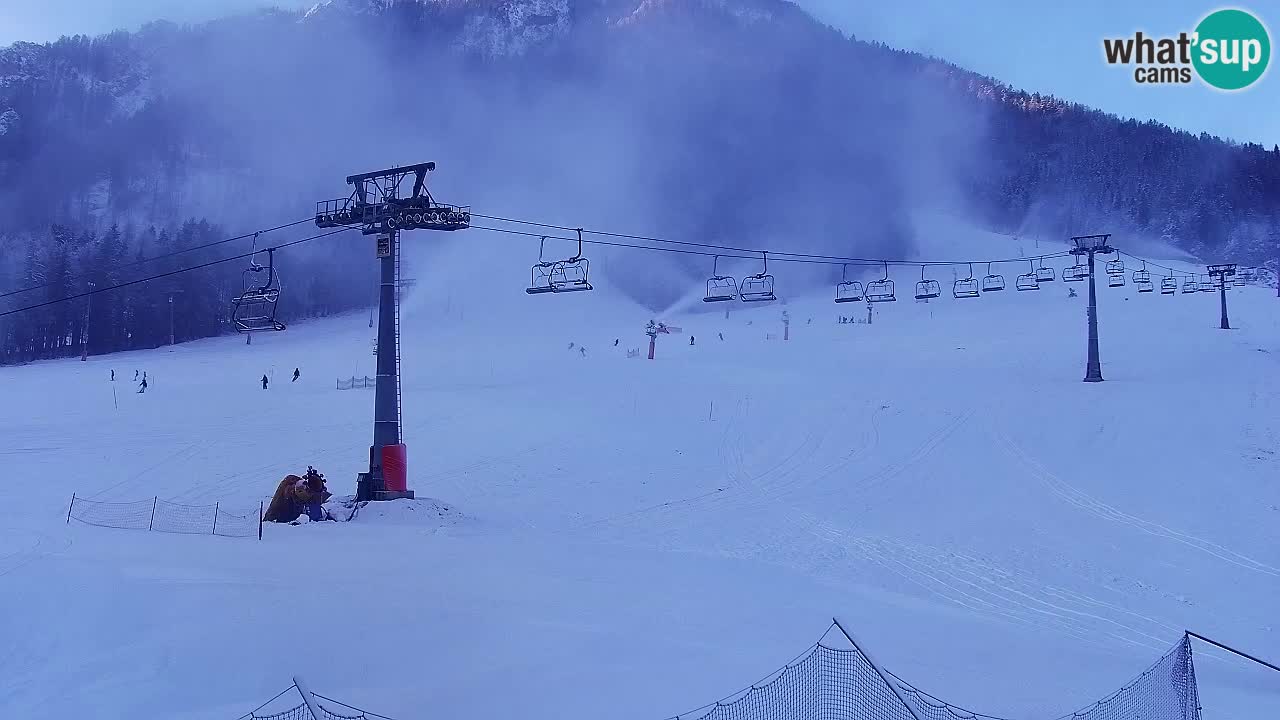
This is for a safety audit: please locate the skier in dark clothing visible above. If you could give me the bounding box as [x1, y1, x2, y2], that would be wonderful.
[718, 332, 724, 341]
[690, 335, 695, 346]
[134, 370, 139, 381]
[262, 374, 269, 390]
[110, 370, 115, 381]
[614, 339, 619, 347]
[137, 377, 147, 393]
[292, 368, 300, 382]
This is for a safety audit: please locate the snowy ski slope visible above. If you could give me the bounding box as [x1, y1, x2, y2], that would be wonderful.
[0, 220, 1277, 719]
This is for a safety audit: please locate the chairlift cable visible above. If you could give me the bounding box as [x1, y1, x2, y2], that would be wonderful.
[469, 223, 1073, 269]
[0, 216, 314, 300]
[0, 226, 356, 319]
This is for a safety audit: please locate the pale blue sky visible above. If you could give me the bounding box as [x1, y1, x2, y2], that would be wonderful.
[1, 1, 1275, 145]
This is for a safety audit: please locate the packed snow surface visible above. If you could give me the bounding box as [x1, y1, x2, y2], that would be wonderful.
[0, 222, 1277, 719]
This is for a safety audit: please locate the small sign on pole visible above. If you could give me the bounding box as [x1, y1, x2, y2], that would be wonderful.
[376, 235, 392, 258]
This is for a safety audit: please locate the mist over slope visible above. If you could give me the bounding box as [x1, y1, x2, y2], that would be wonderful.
[0, 0, 1276, 313]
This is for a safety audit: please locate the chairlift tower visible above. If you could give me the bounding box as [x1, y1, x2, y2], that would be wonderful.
[1207, 264, 1237, 330]
[1070, 234, 1114, 383]
[316, 162, 470, 501]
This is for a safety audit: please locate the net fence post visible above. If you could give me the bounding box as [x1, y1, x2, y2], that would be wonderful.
[148, 497, 157, 531]
[293, 676, 324, 720]
[258, 501, 264, 540]
[212, 502, 219, 535]
[832, 617, 922, 720]
[66, 493, 75, 524]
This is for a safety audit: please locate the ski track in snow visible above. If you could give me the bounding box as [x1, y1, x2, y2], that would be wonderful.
[988, 425, 1280, 579]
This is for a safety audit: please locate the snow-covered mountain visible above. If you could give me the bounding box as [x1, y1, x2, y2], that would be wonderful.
[0, 0, 1276, 272]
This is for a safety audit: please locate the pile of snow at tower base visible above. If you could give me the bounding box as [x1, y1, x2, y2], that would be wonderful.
[0, 216, 1277, 720]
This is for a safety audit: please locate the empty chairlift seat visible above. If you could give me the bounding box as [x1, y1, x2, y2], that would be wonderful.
[527, 237, 557, 294]
[865, 262, 896, 303]
[1034, 262, 1056, 282]
[1063, 263, 1087, 282]
[952, 263, 979, 299]
[1108, 272, 1126, 287]
[835, 264, 863, 303]
[914, 266, 940, 300]
[231, 246, 286, 333]
[739, 252, 776, 303]
[981, 263, 1005, 292]
[1106, 258, 1125, 275]
[526, 232, 593, 294]
[1133, 265, 1153, 293]
[704, 256, 738, 302]
[1160, 276, 1178, 294]
[550, 258, 592, 292]
[953, 277, 979, 299]
[1015, 261, 1039, 291]
[1182, 277, 1198, 293]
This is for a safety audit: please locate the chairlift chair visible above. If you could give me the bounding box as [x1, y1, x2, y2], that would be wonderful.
[739, 252, 776, 302]
[550, 230, 592, 293]
[1233, 274, 1247, 287]
[1181, 277, 1198, 293]
[1132, 263, 1152, 292]
[1034, 259, 1056, 282]
[835, 264, 864, 303]
[914, 265, 941, 300]
[1159, 276, 1177, 294]
[865, 262, 896, 302]
[1015, 261, 1039, 291]
[1105, 258, 1125, 275]
[231, 243, 286, 333]
[1108, 272, 1125, 288]
[526, 237, 557, 294]
[1062, 262, 1086, 282]
[981, 263, 1005, 292]
[704, 256, 738, 303]
[1200, 274, 1216, 292]
[953, 263, 979, 299]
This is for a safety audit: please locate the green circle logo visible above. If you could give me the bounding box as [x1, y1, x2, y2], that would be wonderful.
[1192, 9, 1271, 90]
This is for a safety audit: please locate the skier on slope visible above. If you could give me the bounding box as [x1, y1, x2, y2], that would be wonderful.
[261, 374, 269, 390]
[137, 376, 148, 394]
[110, 370, 115, 381]
[292, 368, 300, 383]
[690, 335, 695, 346]
[134, 369, 139, 381]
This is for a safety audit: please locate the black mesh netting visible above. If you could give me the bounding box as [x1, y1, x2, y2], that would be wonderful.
[67, 497, 154, 530]
[150, 499, 217, 534]
[676, 633, 1200, 720]
[248, 705, 311, 720]
[893, 634, 1201, 720]
[68, 496, 259, 539]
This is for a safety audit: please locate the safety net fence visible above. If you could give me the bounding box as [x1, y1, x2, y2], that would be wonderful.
[237, 624, 1204, 720]
[336, 376, 375, 390]
[67, 494, 261, 539]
